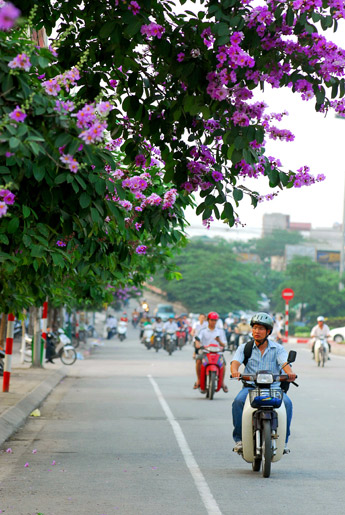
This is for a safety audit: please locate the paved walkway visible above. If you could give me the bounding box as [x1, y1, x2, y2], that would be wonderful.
[0, 331, 105, 447]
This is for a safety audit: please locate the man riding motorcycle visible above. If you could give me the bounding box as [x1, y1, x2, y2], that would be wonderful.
[310, 316, 331, 358]
[230, 312, 296, 454]
[234, 316, 252, 348]
[194, 311, 228, 393]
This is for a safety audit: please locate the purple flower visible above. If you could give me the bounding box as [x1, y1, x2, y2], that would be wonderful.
[5, 151, 14, 157]
[0, 189, 15, 205]
[135, 245, 147, 255]
[128, 1, 140, 15]
[177, 52, 185, 62]
[56, 240, 66, 247]
[212, 170, 224, 182]
[0, 201, 9, 218]
[0, 2, 20, 31]
[9, 105, 26, 122]
[135, 154, 146, 167]
[109, 79, 118, 88]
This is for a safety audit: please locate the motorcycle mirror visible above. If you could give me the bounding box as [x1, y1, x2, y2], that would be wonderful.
[287, 350, 297, 363]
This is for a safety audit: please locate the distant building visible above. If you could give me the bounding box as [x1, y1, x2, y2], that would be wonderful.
[263, 213, 312, 236]
[263, 213, 342, 271]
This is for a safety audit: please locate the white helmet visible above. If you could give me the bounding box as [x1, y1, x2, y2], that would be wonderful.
[317, 316, 325, 322]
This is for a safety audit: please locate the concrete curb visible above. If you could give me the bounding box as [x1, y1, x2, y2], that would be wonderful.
[0, 368, 67, 447]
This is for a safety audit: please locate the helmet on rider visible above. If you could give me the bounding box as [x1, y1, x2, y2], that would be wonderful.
[317, 316, 325, 322]
[250, 312, 274, 334]
[207, 311, 219, 320]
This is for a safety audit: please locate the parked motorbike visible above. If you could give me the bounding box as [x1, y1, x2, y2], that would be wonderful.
[199, 343, 226, 400]
[165, 332, 177, 355]
[142, 323, 154, 349]
[232, 350, 298, 478]
[314, 337, 328, 367]
[46, 329, 77, 365]
[117, 320, 128, 341]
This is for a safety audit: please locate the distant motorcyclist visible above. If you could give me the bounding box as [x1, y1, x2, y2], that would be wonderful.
[106, 315, 117, 340]
[194, 312, 228, 393]
[234, 316, 251, 348]
[163, 316, 178, 347]
[310, 316, 331, 357]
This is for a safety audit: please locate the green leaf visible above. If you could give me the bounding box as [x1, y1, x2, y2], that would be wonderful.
[91, 207, 101, 223]
[33, 165, 45, 181]
[100, 20, 117, 39]
[233, 188, 243, 202]
[9, 137, 20, 149]
[268, 168, 280, 187]
[31, 245, 45, 258]
[286, 7, 294, 26]
[80, 192, 91, 208]
[55, 173, 67, 184]
[22, 205, 30, 218]
[38, 56, 50, 68]
[217, 22, 229, 36]
[7, 217, 20, 233]
[52, 253, 65, 267]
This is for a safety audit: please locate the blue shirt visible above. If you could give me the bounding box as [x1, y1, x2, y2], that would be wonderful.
[232, 339, 288, 386]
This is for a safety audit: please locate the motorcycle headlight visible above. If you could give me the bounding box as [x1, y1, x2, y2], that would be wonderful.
[256, 373, 274, 384]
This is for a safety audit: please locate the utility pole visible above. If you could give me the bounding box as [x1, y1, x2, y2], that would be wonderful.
[339, 174, 345, 291]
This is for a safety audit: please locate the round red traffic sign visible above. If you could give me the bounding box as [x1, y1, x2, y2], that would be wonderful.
[282, 288, 294, 301]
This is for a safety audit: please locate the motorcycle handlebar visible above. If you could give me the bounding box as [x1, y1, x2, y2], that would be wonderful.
[230, 374, 299, 387]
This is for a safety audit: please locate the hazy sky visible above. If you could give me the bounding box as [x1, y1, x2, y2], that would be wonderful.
[183, 9, 345, 237]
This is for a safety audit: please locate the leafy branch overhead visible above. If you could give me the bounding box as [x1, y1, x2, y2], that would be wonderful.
[22, 0, 345, 226]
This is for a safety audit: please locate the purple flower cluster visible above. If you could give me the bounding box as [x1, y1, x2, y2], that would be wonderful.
[8, 53, 31, 71]
[140, 22, 165, 40]
[60, 153, 79, 173]
[0, 188, 15, 217]
[202, 216, 214, 230]
[42, 68, 80, 96]
[290, 166, 326, 188]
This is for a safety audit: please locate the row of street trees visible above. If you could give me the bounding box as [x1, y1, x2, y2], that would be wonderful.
[153, 237, 345, 325]
[1, 2, 345, 329]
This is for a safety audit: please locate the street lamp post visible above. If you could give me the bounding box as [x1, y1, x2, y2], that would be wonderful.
[339, 174, 345, 291]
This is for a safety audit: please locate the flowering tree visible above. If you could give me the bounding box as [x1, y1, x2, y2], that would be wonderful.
[0, 5, 189, 313]
[21, 0, 345, 228]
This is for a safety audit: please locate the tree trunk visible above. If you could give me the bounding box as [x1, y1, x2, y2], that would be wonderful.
[32, 306, 43, 368]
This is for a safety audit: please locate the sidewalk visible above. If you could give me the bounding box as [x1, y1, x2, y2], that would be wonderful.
[0, 353, 67, 447]
[0, 313, 108, 448]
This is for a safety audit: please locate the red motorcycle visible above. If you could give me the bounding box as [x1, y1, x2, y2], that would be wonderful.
[176, 330, 186, 350]
[199, 343, 225, 400]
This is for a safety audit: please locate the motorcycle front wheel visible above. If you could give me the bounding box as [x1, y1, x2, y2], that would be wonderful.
[262, 419, 272, 478]
[60, 347, 77, 365]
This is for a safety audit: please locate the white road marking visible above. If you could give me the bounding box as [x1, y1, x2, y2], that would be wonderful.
[148, 374, 222, 515]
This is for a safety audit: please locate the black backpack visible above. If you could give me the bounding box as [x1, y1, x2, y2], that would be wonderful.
[242, 340, 290, 393]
